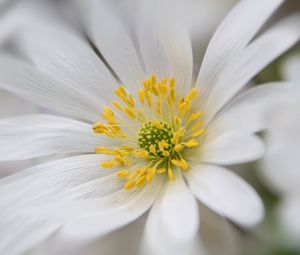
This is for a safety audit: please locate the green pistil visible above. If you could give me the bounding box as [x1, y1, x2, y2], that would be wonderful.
[138, 121, 173, 157]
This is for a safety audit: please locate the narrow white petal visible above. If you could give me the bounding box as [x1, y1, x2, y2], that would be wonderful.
[196, 0, 284, 99]
[141, 173, 201, 255]
[0, 114, 105, 160]
[187, 164, 264, 227]
[201, 14, 300, 119]
[136, 0, 193, 96]
[197, 132, 265, 165]
[210, 82, 299, 134]
[16, 16, 118, 108]
[0, 54, 101, 121]
[79, 0, 146, 90]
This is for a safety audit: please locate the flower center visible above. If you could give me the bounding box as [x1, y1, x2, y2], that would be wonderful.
[138, 121, 173, 158]
[93, 75, 205, 190]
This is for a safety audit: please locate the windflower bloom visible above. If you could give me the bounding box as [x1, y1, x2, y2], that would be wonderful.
[0, 0, 299, 254]
[260, 53, 300, 248]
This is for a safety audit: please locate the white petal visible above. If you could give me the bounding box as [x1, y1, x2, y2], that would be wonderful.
[16, 14, 118, 109]
[31, 215, 146, 255]
[0, 154, 163, 254]
[0, 114, 105, 160]
[187, 164, 264, 227]
[281, 53, 300, 82]
[0, 54, 101, 121]
[0, 155, 117, 206]
[200, 14, 300, 120]
[0, 154, 119, 254]
[196, 0, 284, 98]
[210, 82, 299, 134]
[136, 0, 193, 96]
[56, 182, 161, 242]
[197, 132, 265, 165]
[79, 0, 145, 90]
[141, 173, 201, 255]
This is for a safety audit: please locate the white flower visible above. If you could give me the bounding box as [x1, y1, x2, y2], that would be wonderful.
[260, 53, 300, 248]
[0, 0, 299, 254]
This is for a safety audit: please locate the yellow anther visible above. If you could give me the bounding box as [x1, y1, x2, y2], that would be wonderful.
[148, 167, 157, 176]
[152, 120, 162, 129]
[162, 151, 170, 157]
[117, 170, 129, 179]
[124, 107, 136, 119]
[145, 91, 152, 107]
[170, 88, 176, 102]
[173, 128, 185, 143]
[158, 140, 168, 151]
[112, 101, 123, 112]
[184, 139, 199, 148]
[124, 180, 136, 190]
[101, 161, 115, 168]
[134, 150, 149, 158]
[191, 121, 202, 131]
[93, 122, 105, 130]
[149, 144, 156, 154]
[169, 78, 175, 88]
[143, 80, 151, 91]
[186, 88, 198, 100]
[192, 129, 205, 137]
[152, 83, 159, 96]
[156, 100, 161, 114]
[138, 89, 145, 104]
[114, 86, 127, 100]
[174, 144, 183, 152]
[136, 176, 146, 187]
[157, 167, 166, 174]
[151, 75, 157, 85]
[121, 145, 134, 151]
[103, 106, 114, 116]
[146, 173, 153, 182]
[126, 94, 135, 107]
[128, 170, 139, 180]
[187, 111, 202, 124]
[174, 116, 181, 126]
[103, 130, 115, 138]
[95, 147, 115, 155]
[168, 167, 175, 180]
[137, 109, 146, 123]
[122, 158, 132, 166]
[171, 159, 189, 170]
[158, 82, 168, 95]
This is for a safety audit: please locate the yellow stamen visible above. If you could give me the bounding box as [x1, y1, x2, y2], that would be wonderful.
[94, 75, 205, 190]
[117, 170, 129, 179]
[101, 161, 115, 168]
[168, 167, 174, 180]
[184, 139, 199, 148]
[192, 129, 205, 137]
[124, 180, 136, 190]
